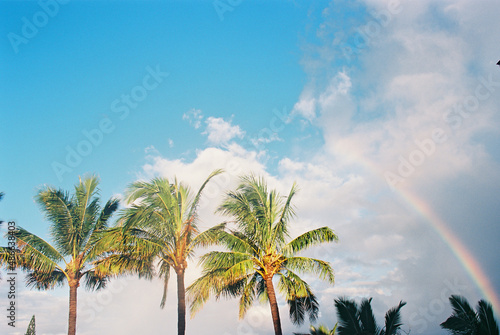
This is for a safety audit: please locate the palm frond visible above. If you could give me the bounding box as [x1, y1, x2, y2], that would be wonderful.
[159, 262, 171, 308]
[13, 227, 65, 273]
[272, 182, 297, 246]
[285, 256, 335, 284]
[441, 295, 479, 334]
[0, 245, 24, 270]
[187, 169, 224, 220]
[82, 198, 120, 261]
[359, 298, 378, 334]
[188, 223, 226, 251]
[187, 268, 249, 316]
[284, 226, 338, 256]
[381, 300, 406, 335]
[25, 269, 66, 290]
[93, 253, 155, 279]
[198, 251, 254, 278]
[238, 273, 259, 318]
[335, 297, 362, 335]
[35, 188, 74, 256]
[477, 300, 499, 335]
[277, 270, 319, 325]
[288, 292, 319, 325]
[82, 269, 108, 291]
[211, 229, 259, 256]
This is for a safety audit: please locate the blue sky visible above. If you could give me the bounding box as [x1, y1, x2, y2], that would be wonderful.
[1, 1, 500, 334]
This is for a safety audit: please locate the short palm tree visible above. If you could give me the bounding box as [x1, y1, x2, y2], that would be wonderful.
[294, 323, 338, 335]
[440, 295, 499, 335]
[118, 169, 223, 335]
[188, 175, 339, 335]
[334, 297, 406, 335]
[0, 175, 119, 335]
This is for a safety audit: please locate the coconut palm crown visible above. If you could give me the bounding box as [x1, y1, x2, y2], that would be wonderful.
[334, 297, 406, 335]
[188, 175, 339, 335]
[294, 323, 338, 335]
[116, 169, 224, 335]
[440, 295, 499, 335]
[0, 175, 119, 335]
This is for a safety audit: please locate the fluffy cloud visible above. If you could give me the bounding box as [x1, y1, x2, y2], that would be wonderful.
[203, 116, 245, 146]
[291, 1, 500, 333]
[10, 2, 500, 335]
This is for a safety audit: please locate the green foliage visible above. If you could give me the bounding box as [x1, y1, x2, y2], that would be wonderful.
[25, 315, 35, 335]
[188, 175, 338, 330]
[294, 323, 338, 335]
[441, 295, 499, 335]
[334, 297, 406, 335]
[108, 170, 223, 335]
[0, 175, 123, 335]
[113, 169, 224, 308]
[0, 175, 120, 290]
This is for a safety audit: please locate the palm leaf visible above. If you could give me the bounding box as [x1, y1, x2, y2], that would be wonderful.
[284, 227, 338, 256]
[441, 295, 479, 334]
[359, 298, 378, 334]
[238, 273, 259, 318]
[82, 269, 108, 291]
[285, 256, 335, 284]
[477, 300, 499, 335]
[335, 297, 362, 335]
[35, 188, 74, 256]
[381, 300, 406, 335]
[194, 175, 337, 331]
[159, 262, 171, 308]
[187, 169, 224, 220]
[272, 182, 297, 246]
[25, 269, 66, 290]
[13, 227, 65, 273]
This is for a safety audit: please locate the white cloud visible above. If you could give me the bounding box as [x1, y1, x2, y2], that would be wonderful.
[203, 116, 245, 146]
[14, 2, 500, 335]
[292, 90, 317, 121]
[290, 1, 500, 333]
[144, 145, 159, 155]
[182, 108, 204, 129]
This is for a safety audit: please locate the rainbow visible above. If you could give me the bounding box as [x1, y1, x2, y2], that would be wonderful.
[334, 140, 500, 315]
[399, 189, 500, 315]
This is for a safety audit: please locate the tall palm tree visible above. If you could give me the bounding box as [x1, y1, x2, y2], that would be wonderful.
[0, 175, 119, 335]
[118, 169, 223, 335]
[440, 295, 499, 335]
[334, 297, 406, 335]
[188, 175, 339, 335]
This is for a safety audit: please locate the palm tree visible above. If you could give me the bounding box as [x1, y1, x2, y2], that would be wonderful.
[295, 323, 338, 335]
[118, 169, 223, 335]
[188, 175, 339, 335]
[440, 295, 499, 335]
[25, 315, 36, 335]
[0, 175, 119, 335]
[334, 297, 406, 335]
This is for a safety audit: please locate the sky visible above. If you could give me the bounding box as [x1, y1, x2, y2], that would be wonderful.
[1, 0, 500, 334]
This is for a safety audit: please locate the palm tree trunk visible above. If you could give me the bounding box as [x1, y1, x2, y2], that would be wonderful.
[68, 283, 78, 335]
[265, 276, 283, 335]
[177, 269, 186, 335]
